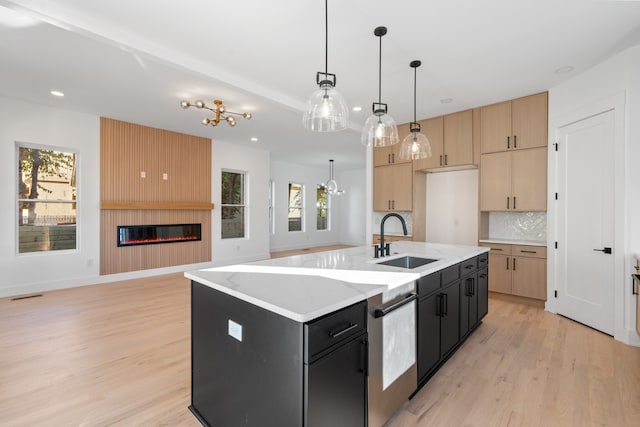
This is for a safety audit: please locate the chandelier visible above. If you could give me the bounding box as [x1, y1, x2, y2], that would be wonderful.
[180, 99, 252, 127]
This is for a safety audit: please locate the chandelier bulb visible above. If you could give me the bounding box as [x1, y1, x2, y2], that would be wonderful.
[227, 116, 236, 126]
[201, 117, 210, 125]
[243, 112, 252, 119]
[195, 100, 205, 108]
[180, 100, 190, 109]
[218, 105, 225, 113]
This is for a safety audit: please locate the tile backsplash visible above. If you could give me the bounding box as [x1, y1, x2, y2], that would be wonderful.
[488, 212, 547, 242]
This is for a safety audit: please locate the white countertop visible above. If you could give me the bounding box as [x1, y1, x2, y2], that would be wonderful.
[186, 241, 489, 322]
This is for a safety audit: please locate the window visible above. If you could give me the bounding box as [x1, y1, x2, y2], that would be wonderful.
[316, 184, 329, 231]
[17, 143, 78, 253]
[221, 170, 246, 239]
[288, 182, 304, 232]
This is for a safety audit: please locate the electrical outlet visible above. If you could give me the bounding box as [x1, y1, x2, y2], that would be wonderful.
[140, 171, 146, 178]
[162, 173, 168, 180]
[228, 320, 242, 342]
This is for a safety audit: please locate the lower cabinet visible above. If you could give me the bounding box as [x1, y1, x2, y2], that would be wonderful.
[417, 254, 489, 386]
[480, 243, 546, 300]
[190, 282, 367, 427]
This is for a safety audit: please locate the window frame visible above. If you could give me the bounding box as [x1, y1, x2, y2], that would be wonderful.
[316, 184, 330, 231]
[287, 182, 305, 233]
[221, 169, 248, 240]
[15, 141, 79, 255]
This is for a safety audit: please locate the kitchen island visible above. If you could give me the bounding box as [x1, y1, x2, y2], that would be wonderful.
[186, 241, 489, 427]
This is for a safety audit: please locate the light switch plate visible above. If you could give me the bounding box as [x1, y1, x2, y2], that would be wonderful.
[228, 319, 242, 342]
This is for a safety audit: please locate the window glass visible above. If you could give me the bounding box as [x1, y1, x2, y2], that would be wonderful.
[288, 182, 304, 232]
[316, 185, 329, 231]
[18, 144, 77, 253]
[221, 170, 246, 239]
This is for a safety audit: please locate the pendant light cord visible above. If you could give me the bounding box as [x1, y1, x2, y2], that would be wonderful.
[413, 65, 417, 123]
[378, 33, 382, 104]
[325, 0, 328, 77]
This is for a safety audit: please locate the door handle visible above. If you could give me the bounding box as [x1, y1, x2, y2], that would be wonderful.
[593, 247, 612, 254]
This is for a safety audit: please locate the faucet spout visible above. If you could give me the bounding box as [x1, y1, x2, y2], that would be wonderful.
[377, 213, 408, 258]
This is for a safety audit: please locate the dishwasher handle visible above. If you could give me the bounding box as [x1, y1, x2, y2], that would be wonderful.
[374, 293, 417, 318]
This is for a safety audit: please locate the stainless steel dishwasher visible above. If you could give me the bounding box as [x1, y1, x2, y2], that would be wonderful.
[367, 281, 417, 427]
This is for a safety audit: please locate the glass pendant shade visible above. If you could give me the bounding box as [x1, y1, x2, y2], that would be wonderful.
[400, 131, 432, 160]
[361, 112, 399, 147]
[303, 84, 350, 132]
[325, 178, 338, 195]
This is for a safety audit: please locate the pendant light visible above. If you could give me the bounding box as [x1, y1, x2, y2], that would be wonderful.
[361, 26, 399, 147]
[302, 0, 349, 132]
[324, 159, 344, 195]
[399, 60, 432, 160]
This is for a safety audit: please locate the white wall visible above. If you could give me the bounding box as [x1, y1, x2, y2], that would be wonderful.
[212, 141, 270, 263]
[0, 96, 272, 297]
[0, 96, 101, 296]
[548, 44, 640, 345]
[268, 161, 367, 251]
[426, 169, 479, 245]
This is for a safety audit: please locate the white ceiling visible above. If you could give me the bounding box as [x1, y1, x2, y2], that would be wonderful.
[1, 0, 640, 171]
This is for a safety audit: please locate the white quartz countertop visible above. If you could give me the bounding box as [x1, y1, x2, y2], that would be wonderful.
[186, 241, 489, 322]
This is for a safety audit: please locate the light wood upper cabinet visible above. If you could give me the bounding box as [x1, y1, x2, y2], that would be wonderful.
[373, 162, 412, 211]
[373, 123, 411, 166]
[480, 147, 547, 211]
[413, 111, 474, 171]
[480, 92, 548, 154]
[413, 117, 444, 170]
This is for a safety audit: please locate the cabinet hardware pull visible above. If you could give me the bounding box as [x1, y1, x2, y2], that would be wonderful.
[443, 293, 448, 316]
[506, 257, 509, 270]
[374, 293, 418, 318]
[513, 258, 516, 271]
[492, 248, 503, 251]
[633, 275, 639, 295]
[593, 247, 612, 254]
[507, 197, 510, 209]
[471, 279, 475, 296]
[440, 155, 443, 166]
[507, 136, 510, 149]
[520, 250, 537, 254]
[465, 264, 474, 269]
[392, 200, 395, 209]
[392, 153, 395, 163]
[329, 322, 359, 338]
[388, 153, 391, 164]
[480, 273, 487, 279]
[513, 196, 517, 210]
[444, 154, 448, 165]
[514, 135, 517, 148]
[388, 200, 391, 210]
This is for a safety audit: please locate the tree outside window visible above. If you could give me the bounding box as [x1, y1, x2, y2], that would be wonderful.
[288, 182, 304, 232]
[17, 143, 77, 253]
[221, 170, 246, 239]
[316, 184, 329, 231]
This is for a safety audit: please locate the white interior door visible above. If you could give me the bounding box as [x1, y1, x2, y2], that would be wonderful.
[556, 109, 615, 335]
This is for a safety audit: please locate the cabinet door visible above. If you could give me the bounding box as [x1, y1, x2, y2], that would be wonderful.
[477, 268, 489, 320]
[443, 110, 473, 166]
[417, 294, 441, 381]
[373, 166, 393, 211]
[373, 145, 392, 167]
[413, 117, 444, 171]
[305, 335, 367, 427]
[480, 100, 511, 154]
[488, 253, 511, 294]
[511, 92, 548, 150]
[391, 162, 413, 211]
[511, 257, 547, 300]
[480, 152, 511, 211]
[440, 281, 460, 357]
[511, 147, 547, 211]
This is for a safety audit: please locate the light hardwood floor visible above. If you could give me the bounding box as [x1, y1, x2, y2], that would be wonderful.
[1, 273, 639, 426]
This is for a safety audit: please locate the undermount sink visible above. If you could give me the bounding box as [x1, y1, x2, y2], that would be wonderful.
[376, 255, 438, 269]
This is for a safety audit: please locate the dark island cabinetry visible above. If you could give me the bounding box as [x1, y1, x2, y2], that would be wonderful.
[416, 253, 489, 388]
[190, 281, 367, 427]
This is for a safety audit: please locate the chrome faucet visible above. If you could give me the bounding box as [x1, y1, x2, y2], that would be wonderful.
[375, 213, 408, 258]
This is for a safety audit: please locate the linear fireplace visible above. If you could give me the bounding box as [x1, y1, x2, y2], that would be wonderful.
[117, 223, 202, 247]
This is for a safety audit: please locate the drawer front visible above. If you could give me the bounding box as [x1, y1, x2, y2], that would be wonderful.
[512, 245, 547, 259]
[441, 264, 460, 286]
[479, 242, 512, 255]
[305, 301, 367, 362]
[460, 257, 477, 275]
[417, 272, 440, 296]
[478, 252, 489, 269]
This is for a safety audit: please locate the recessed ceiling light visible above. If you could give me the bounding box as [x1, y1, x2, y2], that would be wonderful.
[440, 98, 453, 104]
[250, 137, 258, 142]
[50, 90, 65, 97]
[352, 106, 362, 112]
[554, 66, 574, 74]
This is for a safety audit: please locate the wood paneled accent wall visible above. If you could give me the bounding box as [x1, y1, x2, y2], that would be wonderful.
[100, 118, 212, 275]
